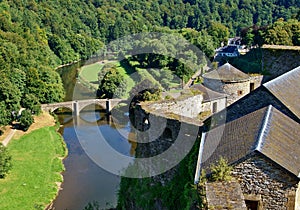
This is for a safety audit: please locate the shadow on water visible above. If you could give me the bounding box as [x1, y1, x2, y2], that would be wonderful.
[50, 109, 135, 210]
[51, 63, 135, 210]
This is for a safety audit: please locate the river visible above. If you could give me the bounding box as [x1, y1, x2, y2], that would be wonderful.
[50, 62, 135, 210]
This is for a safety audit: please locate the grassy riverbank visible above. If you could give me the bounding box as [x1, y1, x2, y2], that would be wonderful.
[0, 126, 67, 210]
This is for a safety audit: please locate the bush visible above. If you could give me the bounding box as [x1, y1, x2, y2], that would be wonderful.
[210, 157, 233, 182]
[0, 143, 12, 178]
[19, 110, 34, 131]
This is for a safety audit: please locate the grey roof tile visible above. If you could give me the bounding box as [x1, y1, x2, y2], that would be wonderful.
[264, 66, 300, 119]
[203, 63, 250, 82]
[198, 105, 300, 180]
[191, 84, 227, 102]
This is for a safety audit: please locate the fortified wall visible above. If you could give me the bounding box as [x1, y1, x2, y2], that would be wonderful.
[142, 94, 203, 119]
[118, 103, 202, 209]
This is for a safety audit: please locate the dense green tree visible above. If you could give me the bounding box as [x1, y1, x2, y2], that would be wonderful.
[0, 143, 12, 179]
[21, 94, 41, 115]
[19, 110, 34, 131]
[207, 21, 230, 48]
[0, 76, 21, 115]
[97, 66, 128, 99]
[0, 102, 10, 128]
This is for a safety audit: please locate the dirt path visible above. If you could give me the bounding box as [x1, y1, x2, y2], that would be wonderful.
[0, 111, 56, 146]
[2, 129, 16, 146]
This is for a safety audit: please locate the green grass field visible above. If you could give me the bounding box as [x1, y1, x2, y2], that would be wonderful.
[80, 61, 136, 98]
[0, 127, 67, 210]
[79, 60, 182, 98]
[79, 62, 104, 89]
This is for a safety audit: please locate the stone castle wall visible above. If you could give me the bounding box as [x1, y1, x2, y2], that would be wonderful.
[233, 153, 298, 210]
[144, 94, 203, 119]
[249, 75, 264, 90]
[203, 77, 250, 105]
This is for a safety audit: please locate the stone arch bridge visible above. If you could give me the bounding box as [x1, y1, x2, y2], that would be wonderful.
[41, 98, 124, 116]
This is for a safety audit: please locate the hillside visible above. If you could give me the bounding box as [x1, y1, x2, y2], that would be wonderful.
[0, 0, 300, 126]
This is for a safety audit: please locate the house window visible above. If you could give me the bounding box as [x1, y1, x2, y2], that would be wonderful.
[250, 83, 255, 91]
[245, 200, 259, 210]
[244, 194, 262, 210]
[237, 90, 243, 96]
[212, 102, 218, 113]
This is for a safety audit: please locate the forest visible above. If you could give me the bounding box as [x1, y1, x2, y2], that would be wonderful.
[0, 0, 300, 128]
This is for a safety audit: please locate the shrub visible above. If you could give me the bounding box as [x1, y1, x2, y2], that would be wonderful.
[210, 157, 233, 182]
[19, 110, 34, 131]
[0, 143, 12, 178]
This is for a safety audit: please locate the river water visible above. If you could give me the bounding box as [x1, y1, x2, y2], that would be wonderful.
[51, 62, 135, 210]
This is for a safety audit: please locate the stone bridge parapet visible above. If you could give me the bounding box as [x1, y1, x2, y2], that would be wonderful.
[41, 98, 124, 116]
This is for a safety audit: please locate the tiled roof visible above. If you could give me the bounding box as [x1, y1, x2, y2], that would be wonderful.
[196, 105, 300, 182]
[203, 63, 250, 82]
[264, 66, 300, 119]
[191, 84, 227, 102]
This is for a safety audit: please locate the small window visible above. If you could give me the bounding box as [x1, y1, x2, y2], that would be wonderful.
[250, 83, 255, 91]
[245, 200, 259, 210]
[212, 102, 218, 113]
[237, 90, 243, 96]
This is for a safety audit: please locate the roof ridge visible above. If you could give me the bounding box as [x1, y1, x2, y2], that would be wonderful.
[264, 66, 300, 88]
[255, 105, 273, 151]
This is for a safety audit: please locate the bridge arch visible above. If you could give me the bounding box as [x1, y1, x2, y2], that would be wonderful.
[77, 103, 107, 114]
[41, 99, 125, 116]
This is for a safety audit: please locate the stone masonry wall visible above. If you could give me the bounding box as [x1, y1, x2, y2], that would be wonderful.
[145, 94, 203, 118]
[223, 81, 250, 105]
[249, 75, 264, 90]
[203, 77, 250, 105]
[232, 154, 299, 210]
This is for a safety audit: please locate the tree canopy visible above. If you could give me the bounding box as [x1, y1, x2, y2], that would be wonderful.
[0, 0, 299, 127]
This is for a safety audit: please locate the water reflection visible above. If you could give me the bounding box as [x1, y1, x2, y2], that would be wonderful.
[51, 110, 135, 210]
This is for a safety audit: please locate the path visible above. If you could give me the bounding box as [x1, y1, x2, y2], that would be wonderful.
[1, 108, 25, 146]
[183, 65, 210, 89]
[2, 129, 17, 146]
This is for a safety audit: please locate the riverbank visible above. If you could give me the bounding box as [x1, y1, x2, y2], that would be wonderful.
[0, 112, 67, 210]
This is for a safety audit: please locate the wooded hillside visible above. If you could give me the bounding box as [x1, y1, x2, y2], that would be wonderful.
[0, 0, 299, 127]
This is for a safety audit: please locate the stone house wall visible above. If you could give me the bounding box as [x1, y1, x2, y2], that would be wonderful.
[232, 153, 299, 210]
[249, 75, 264, 91]
[202, 97, 226, 114]
[203, 77, 250, 105]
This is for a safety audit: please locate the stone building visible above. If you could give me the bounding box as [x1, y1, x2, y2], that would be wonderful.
[190, 84, 227, 114]
[195, 66, 300, 209]
[196, 105, 300, 209]
[202, 63, 255, 105]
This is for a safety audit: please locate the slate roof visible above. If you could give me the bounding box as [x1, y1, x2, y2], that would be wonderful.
[195, 105, 300, 183]
[191, 84, 227, 102]
[217, 45, 238, 53]
[264, 65, 300, 119]
[203, 63, 250, 82]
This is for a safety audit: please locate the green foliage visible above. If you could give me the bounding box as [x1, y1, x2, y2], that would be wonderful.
[117, 136, 202, 209]
[0, 143, 12, 179]
[241, 19, 300, 47]
[0, 0, 298, 127]
[21, 94, 40, 114]
[19, 110, 34, 131]
[263, 18, 300, 46]
[97, 65, 128, 98]
[207, 21, 230, 48]
[229, 48, 263, 74]
[210, 157, 233, 182]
